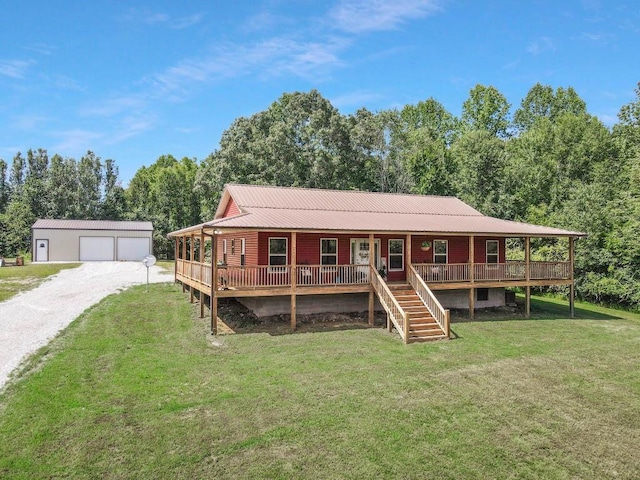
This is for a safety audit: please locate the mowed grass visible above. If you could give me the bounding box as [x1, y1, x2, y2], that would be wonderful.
[0, 262, 79, 302]
[1, 285, 639, 479]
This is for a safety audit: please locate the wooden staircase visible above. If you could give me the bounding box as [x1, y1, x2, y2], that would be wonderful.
[387, 284, 448, 342]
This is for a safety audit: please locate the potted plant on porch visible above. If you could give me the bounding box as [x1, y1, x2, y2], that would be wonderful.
[420, 240, 432, 251]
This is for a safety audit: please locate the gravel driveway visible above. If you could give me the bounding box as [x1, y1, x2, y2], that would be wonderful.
[0, 262, 174, 390]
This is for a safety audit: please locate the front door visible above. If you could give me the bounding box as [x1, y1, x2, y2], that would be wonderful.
[350, 239, 381, 277]
[36, 239, 49, 262]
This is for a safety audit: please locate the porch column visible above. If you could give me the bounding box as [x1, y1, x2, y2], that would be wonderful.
[181, 235, 187, 293]
[189, 234, 195, 304]
[469, 235, 475, 320]
[199, 231, 205, 318]
[406, 234, 412, 276]
[368, 233, 375, 326]
[569, 237, 575, 318]
[525, 236, 531, 318]
[291, 232, 297, 331]
[173, 237, 178, 284]
[211, 233, 218, 335]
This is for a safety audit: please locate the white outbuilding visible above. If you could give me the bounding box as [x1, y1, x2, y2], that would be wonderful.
[31, 219, 153, 262]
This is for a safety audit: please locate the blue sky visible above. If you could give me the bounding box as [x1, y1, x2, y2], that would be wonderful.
[1, 0, 638, 184]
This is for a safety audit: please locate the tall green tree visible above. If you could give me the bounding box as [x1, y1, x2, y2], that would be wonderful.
[0, 159, 8, 213]
[76, 151, 103, 218]
[461, 84, 512, 138]
[196, 90, 360, 217]
[394, 98, 459, 195]
[514, 83, 587, 132]
[450, 130, 507, 216]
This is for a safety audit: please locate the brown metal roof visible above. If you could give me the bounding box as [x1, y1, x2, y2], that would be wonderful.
[220, 183, 484, 217]
[169, 184, 586, 237]
[206, 208, 582, 236]
[32, 219, 153, 231]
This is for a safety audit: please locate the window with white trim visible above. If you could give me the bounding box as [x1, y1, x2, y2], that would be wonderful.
[388, 239, 404, 271]
[240, 238, 246, 266]
[268, 238, 288, 268]
[222, 239, 227, 264]
[433, 240, 448, 264]
[486, 240, 499, 264]
[231, 239, 235, 254]
[320, 238, 338, 266]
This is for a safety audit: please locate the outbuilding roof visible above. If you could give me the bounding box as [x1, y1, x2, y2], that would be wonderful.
[169, 184, 586, 237]
[32, 219, 153, 231]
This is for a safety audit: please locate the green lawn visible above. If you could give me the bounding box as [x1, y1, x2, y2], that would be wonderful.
[0, 262, 79, 302]
[1, 285, 639, 479]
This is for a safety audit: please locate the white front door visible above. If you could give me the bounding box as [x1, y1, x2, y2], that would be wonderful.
[36, 239, 48, 262]
[350, 239, 381, 270]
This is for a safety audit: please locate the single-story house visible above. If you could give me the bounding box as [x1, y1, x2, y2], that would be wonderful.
[169, 184, 586, 343]
[32, 219, 153, 262]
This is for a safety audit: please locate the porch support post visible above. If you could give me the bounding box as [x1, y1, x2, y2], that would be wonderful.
[291, 232, 297, 331]
[525, 236, 531, 318]
[199, 231, 205, 318]
[569, 237, 575, 318]
[181, 236, 187, 293]
[211, 233, 218, 335]
[368, 233, 375, 326]
[189, 234, 195, 304]
[174, 237, 178, 283]
[469, 235, 475, 320]
[406, 234, 412, 282]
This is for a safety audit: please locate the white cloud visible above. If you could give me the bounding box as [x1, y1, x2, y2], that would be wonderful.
[146, 35, 349, 97]
[0, 59, 34, 79]
[330, 0, 441, 33]
[24, 43, 55, 55]
[51, 129, 104, 154]
[527, 37, 556, 55]
[122, 9, 203, 29]
[109, 116, 155, 143]
[14, 114, 50, 130]
[80, 95, 145, 117]
[170, 13, 205, 30]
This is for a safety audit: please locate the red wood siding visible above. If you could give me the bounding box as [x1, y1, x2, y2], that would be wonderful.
[228, 232, 505, 269]
[216, 231, 258, 266]
[409, 236, 505, 264]
[474, 237, 506, 263]
[222, 197, 241, 218]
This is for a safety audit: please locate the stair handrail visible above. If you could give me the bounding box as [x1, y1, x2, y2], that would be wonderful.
[370, 266, 410, 342]
[408, 265, 450, 338]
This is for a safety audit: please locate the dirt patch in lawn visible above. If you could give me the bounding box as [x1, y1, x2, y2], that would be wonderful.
[217, 298, 387, 335]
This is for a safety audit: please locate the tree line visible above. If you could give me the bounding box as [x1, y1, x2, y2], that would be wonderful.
[1, 82, 639, 309]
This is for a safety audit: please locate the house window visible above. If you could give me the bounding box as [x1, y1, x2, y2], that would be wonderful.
[477, 288, 489, 301]
[433, 240, 448, 264]
[268, 238, 288, 268]
[388, 239, 404, 271]
[321, 238, 338, 266]
[240, 238, 246, 266]
[231, 239, 235, 254]
[486, 240, 499, 264]
[222, 239, 227, 264]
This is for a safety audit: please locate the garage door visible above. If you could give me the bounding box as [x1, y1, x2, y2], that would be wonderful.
[117, 237, 151, 261]
[80, 237, 115, 261]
